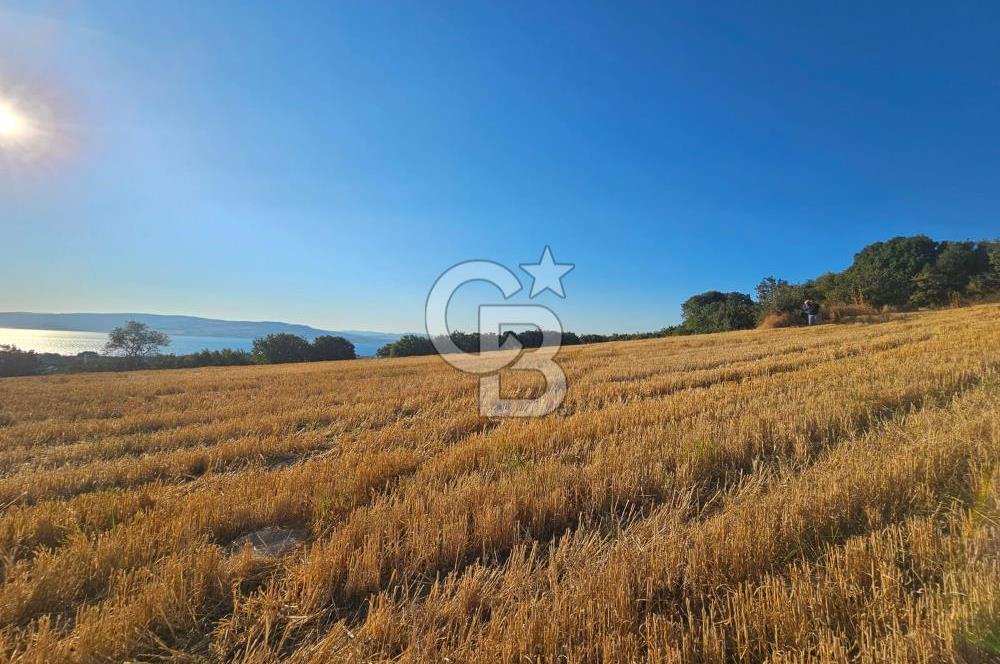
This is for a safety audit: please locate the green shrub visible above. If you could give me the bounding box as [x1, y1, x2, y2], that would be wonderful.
[0, 345, 42, 377]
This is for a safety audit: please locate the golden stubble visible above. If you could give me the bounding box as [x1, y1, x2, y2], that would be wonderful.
[0, 305, 998, 663]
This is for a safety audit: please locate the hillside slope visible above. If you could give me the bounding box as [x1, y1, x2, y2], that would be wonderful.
[0, 305, 998, 662]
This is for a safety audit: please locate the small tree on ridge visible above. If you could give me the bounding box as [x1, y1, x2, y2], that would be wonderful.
[104, 321, 170, 366]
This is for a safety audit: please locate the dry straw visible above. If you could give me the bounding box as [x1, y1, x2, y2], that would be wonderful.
[0, 305, 998, 662]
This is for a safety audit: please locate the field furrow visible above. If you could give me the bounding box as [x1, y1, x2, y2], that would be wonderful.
[0, 305, 997, 663]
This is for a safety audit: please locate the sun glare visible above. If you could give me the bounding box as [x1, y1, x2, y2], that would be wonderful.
[0, 101, 31, 143]
[0, 91, 61, 165]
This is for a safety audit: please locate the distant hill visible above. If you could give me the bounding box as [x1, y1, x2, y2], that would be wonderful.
[0, 312, 403, 347]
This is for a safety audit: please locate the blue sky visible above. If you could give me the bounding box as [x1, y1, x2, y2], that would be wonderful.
[1, 1, 998, 333]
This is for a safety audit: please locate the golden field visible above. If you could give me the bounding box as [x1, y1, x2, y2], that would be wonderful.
[0, 305, 999, 663]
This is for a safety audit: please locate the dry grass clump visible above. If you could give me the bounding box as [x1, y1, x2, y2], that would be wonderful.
[760, 303, 886, 329]
[0, 305, 999, 663]
[824, 302, 883, 323]
[758, 311, 801, 328]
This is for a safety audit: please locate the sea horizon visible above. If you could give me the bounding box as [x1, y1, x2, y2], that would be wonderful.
[0, 327, 383, 357]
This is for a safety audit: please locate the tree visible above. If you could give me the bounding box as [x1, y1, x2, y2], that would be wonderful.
[968, 241, 1000, 295]
[681, 291, 757, 334]
[311, 335, 357, 361]
[846, 235, 937, 306]
[0, 345, 42, 377]
[988, 241, 1000, 278]
[252, 333, 313, 364]
[908, 266, 951, 307]
[447, 331, 486, 353]
[755, 276, 790, 307]
[104, 321, 170, 365]
[376, 334, 436, 358]
[909, 241, 987, 306]
[755, 276, 809, 316]
[934, 241, 979, 293]
[560, 331, 582, 345]
[184, 348, 255, 367]
[808, 271, 855, 304]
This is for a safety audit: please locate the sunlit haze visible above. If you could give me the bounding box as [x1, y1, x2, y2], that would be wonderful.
[0, 100, 30, 144]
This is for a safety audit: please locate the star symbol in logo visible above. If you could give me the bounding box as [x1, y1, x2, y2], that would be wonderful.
[520, 246, 575, 298]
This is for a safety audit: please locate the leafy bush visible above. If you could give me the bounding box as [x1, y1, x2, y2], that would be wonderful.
[503, 329, 577, 348]
[376, 334, 436, 358]
[808, 271, 855, 304]
[0, 345, 42, 377]
[311, 336, 356, 361]
[252, 334, 313, 364]
[756, 277, 808, 316]
[681, 291, 757, 334]
[158, 349, 256, 368]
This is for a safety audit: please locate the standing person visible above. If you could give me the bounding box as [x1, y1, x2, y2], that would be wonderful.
[808, 300, 820, 325]
[802, 299, 819, 326]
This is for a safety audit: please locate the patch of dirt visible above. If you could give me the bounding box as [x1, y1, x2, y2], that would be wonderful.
[225, 526, 307, 557]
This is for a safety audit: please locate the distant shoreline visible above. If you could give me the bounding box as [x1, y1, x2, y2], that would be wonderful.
[0, 327, 384, 357]
[0, 312, 405, 354]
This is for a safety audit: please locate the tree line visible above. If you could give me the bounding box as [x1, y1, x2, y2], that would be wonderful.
[0, 326, 357, 377]
[679, 235, 1000, 334]
[375, 330, 580, 358]
[3, 234, 997, 376]
[376, 234, 1000, 354]
[375, 327, 691, 358]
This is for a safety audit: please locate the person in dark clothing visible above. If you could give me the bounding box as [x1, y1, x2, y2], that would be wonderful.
[802, 300, 820, 325]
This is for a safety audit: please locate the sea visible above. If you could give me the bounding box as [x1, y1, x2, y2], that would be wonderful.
[0, 327, 381, 357]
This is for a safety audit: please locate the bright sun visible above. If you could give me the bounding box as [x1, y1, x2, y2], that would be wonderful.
[0, 101, 31, 143]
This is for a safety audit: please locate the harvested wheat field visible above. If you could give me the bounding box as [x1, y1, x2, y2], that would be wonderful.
[0, 305, 999, 663]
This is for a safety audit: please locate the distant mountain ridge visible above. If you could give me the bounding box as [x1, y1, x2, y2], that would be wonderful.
[0, 312, 403, 347]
